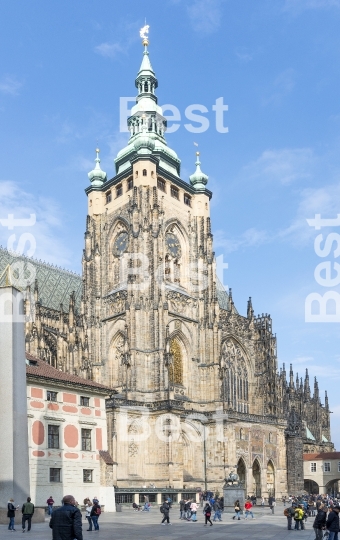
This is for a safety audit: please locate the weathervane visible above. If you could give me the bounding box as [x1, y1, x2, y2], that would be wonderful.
[140, 23, 150, 46]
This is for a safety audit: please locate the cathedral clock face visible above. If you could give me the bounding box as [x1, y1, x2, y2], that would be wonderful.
[166, 233, 181, 258]
[113, 232, 129, 256]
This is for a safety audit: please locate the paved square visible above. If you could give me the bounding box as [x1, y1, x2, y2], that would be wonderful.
[0, 505, 317, 540]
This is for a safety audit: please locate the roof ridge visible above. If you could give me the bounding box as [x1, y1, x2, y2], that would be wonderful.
[0, 245, 81, 278]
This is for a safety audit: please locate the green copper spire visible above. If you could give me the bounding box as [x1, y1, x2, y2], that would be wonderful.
[190, 151, 209, 190]
[88, 148, 107, 186]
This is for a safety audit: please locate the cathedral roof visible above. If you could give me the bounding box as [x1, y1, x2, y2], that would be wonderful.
[0, 246, 82, 311]
[216, 276, 230, 311]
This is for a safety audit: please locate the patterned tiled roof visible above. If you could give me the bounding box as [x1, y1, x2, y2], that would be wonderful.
[0, 247, 82, 310]
[303, 452, 340, 460]
[26, 352, 111, 392]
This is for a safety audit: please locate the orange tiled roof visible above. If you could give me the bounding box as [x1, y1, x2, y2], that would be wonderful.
[303, 452, 340, 461]
[26, 352, 111, 393]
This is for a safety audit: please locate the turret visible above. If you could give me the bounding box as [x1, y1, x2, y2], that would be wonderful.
[289, 364, 294, 389]
[304, 368, 311, 399]
[247, 297, 253, 319]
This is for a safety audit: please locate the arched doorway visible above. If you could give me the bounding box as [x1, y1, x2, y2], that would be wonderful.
[325, 479, 340, 497]
[252, 460, 261, 497]
[304, 479, 319, 494]
[237, 458, 247, 492]
[267, 461, 275, 497]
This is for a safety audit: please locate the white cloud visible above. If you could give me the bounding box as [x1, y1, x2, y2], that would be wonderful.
[0, 180, 73, 268]
[283, 0, 340, 13]
[214, 227, 269, 253]
[242, 147, 314, 185]
[264, 68, 296, 105]
[0, 76, 22, 96]
[187, 0, 223, 34]
[95, 42, 124, 59]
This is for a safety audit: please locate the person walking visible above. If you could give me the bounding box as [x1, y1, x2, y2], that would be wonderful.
[294, 505, 305, 530]
[90, 500, 101, 531]
[213, 499, 222, 522]
[22, 497, 35, 532]
[244, 499, 254, 519]
[268, 496, 276, 514]
[232, 499, 241, 520]
[261, 497, 265, 507]
[190, 501, 198, 522]
[313, 503, 327, 540]
[7, 498, 18, 531]
[284, 503, 295, 530]
[179, 498, 185, 519]
[160, 501, 171, 525]
[49, 495, 83, 540]
[203, 502, 213, 526]
[326, 504, 340, 540]
[47, 496, 55, 516]
[85, 499, 92, 531]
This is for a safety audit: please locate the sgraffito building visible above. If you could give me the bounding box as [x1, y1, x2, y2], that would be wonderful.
[0, 35, 333, 501]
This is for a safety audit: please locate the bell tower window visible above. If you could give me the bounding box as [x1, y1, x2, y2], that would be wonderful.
[116, 184, 123, 198]
[142, 169, 147, 177]
[157, 178, 166, 192]
[170, 185, 179, 200]
[106, 191, 112, 204]
[184, 193, 191, 207]
[127, 177, 133, 191]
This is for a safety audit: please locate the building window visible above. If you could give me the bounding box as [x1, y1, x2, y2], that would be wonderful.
[127, 177, 133, 191]
[50, 468, 61, 483]
[184, 193, 191, 207]
[47, 391, 57, 402]
[48, 425, 60, 449]
[116, 184, 122, 198]
[80, 396, 90, 407]
[324, 462, 331, 472]
[116, 494, 133, 504]
[310, 462, 317, 472]
[142, 169, 147, 176]
[83, 469, 93, 483]
[139, 493, 157, 503]
[106, 191, 112, 204]
[170, 185, 179, 200]
[157, 178, 166, 193]
[81, 428, 92, 451]
[338, 462, 340, 473]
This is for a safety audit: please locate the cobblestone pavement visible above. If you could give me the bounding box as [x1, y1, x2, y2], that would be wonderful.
[0, 506, 317, 539]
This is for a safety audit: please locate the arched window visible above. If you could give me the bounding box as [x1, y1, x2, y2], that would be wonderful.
[220, 339, 249, 412]
[142, 169, 147, 177]
[169, 339, 183, 384]
[240, 428, 244, 440]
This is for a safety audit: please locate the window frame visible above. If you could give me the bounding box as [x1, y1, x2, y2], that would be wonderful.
[127, 177, 133, 191]
[47, 391, 58, 402]
[105, 191, 112, 204]
[48, 424, 60, 449]
[50, 468, 61, 483]
[157, 178, 166, 193]
[116, 184, 123, 198]
[81, 428, 92, 452]
[170, 185, 179, 200]
[184, 193, 191, 207]
[83, 469, 93, 483]
[324, 462, 331, 472]
[310, 462, 317, 472]
[142, 169, 147, 177]
[80, 396, 90, 407]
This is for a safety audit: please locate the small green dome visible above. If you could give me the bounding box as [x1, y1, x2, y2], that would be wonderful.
[88, 149, 107, 186]
[189, 152, 208, 190]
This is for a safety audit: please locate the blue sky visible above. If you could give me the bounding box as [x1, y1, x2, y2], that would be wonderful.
[1, 0, 340, 447]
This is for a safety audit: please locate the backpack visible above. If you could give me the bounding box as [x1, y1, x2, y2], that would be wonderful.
[294, 509, 300, 520]
[284, 508, 290, 517]
[160, 505, 164, 513]
[95, 506, 101, 516]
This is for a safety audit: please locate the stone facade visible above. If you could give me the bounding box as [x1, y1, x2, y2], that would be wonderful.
[1, 38, 334, 498]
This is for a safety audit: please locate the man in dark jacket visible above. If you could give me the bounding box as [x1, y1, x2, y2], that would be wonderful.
[284, 504, 295, 530]
[49, 495, 83, 540]
[313, 504, 327, 540]
[161, 501, 171, 525]
[326, 505, 340, 540]
[22, 497, 35, 532]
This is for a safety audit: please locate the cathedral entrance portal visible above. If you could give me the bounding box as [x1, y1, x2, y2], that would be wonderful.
[237, 458, 246, 492]
[252, 459, 261, 497]
[266, 460, 275, 497]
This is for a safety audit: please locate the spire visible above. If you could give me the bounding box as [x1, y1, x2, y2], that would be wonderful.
[325, 390, 329, 410]
[189, 151, 209, 191]
[88, 148, 107, 187]
[304, 368, 311, 399]
[247, 297, 253, 319]
[314, 376, 320, 400]
[136, 24, 158, 103]
[289, 364, 294, 388]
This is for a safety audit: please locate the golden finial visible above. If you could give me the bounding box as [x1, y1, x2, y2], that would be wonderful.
[140, 24, 150, 47]
[96, 148, 100, 154]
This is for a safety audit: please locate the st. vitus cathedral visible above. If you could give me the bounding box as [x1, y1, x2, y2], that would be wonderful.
[2, 33, 333, 497]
